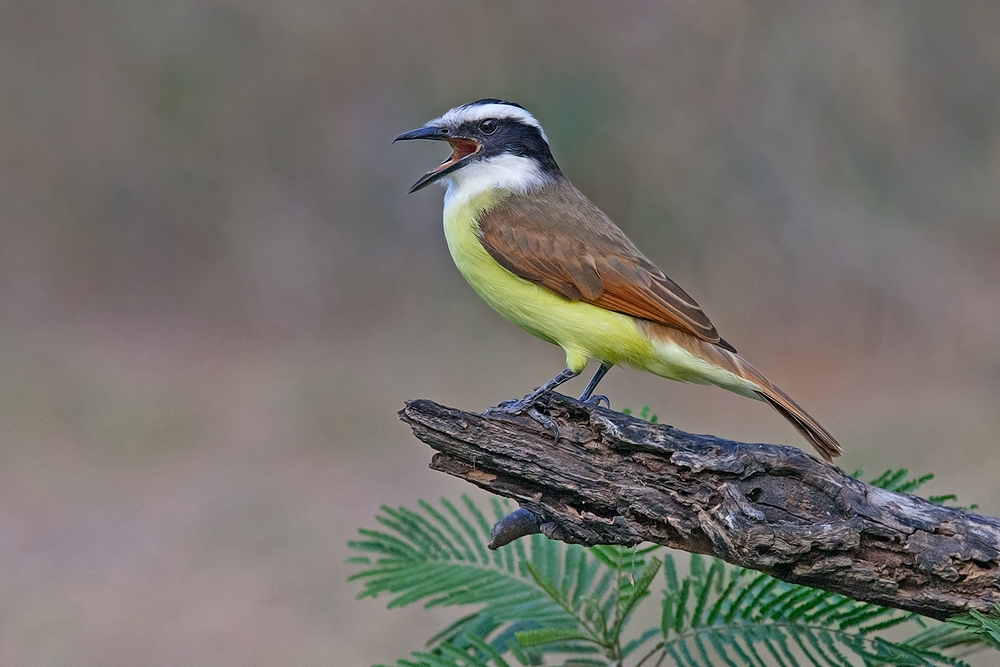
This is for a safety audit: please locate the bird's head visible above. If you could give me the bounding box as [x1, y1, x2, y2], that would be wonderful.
[394, 99, 560, 194]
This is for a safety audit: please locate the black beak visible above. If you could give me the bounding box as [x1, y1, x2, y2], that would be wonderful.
[393, 126, 448, 143]
[394, 124, 481, 194]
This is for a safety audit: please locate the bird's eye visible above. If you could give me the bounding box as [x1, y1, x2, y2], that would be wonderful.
[479, 118, 498, 135]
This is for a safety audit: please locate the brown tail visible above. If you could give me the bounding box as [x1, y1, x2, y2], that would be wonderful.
[638, 322, 843, 461]
[753, 381, 842, 462]
[711, 343, 843, 462]
[709, 340, 842, 461]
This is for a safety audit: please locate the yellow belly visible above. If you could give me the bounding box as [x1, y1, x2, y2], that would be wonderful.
[441, 190, 763, 397]
[442, 192, 656, 374]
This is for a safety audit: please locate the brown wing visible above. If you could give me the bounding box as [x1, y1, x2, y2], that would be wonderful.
[477, 180, 734, 351]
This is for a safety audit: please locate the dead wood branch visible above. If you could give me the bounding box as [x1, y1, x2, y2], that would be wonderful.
[399, 394, 1000, 621]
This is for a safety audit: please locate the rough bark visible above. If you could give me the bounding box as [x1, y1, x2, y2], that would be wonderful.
[399, 394, 1000, 621]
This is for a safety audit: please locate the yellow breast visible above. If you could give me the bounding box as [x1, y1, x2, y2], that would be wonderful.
[442, 190, 653, 373]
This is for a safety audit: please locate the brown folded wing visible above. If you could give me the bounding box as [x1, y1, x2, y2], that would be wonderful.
[476, 181, 734, 352]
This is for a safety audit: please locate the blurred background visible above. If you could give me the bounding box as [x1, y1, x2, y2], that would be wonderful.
[1, 1, 999, 665]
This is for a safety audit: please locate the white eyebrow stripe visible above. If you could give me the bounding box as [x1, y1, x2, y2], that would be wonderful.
[433, 103, 548, 142]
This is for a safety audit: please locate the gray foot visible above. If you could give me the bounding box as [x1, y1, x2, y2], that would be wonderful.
[580, 394, 610, 408]
[482, 398, 560, 440]
[526, 407, 560, 439]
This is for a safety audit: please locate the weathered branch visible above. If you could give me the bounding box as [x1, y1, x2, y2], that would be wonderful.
[399, 394, 1000, 621]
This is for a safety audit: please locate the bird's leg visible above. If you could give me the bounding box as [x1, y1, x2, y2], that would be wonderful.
[578, 363, 612, 408]
[488, 368, 580, 416]
[486, 368, 582, 438]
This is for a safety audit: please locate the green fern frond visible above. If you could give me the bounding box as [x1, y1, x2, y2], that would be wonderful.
[621, 405, 658, 423]
[351, 476, 995, 666]
[947, 604, 1000, 651]
[386, 632, 514, 667]
[645, 558, 969, 667]
[350, 495, 629, 661]
[615, 556, 661, 629]
[854, 468, 979, 510]
[864, 468, 932, 493]
[515, 628, 592, 648]
[905, 621, 992, 658]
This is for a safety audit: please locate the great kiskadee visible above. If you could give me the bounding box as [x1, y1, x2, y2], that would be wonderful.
[395, 99, 842, 461]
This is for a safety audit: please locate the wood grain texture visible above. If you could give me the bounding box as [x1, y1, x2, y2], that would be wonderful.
[399, 394, 1000, 621]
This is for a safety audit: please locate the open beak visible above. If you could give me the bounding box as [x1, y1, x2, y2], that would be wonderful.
[394, 126, 481, 193]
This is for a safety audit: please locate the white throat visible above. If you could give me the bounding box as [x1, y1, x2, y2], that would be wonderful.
[442, 153, 552, 211]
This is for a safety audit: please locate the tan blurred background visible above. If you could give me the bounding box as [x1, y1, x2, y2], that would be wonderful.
[1, 1, 999, 665]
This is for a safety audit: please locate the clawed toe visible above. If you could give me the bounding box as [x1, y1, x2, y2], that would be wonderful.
[526, 407, 560, 439]
[580, 394, 610, 408]
[483, 397, 532, 417]
[482, 396, 560, 440]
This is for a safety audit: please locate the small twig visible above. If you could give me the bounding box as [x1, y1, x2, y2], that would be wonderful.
[488, 507, 543, 549]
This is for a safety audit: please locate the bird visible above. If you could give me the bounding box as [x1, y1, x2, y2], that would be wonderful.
[394, 99, 842, 462]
